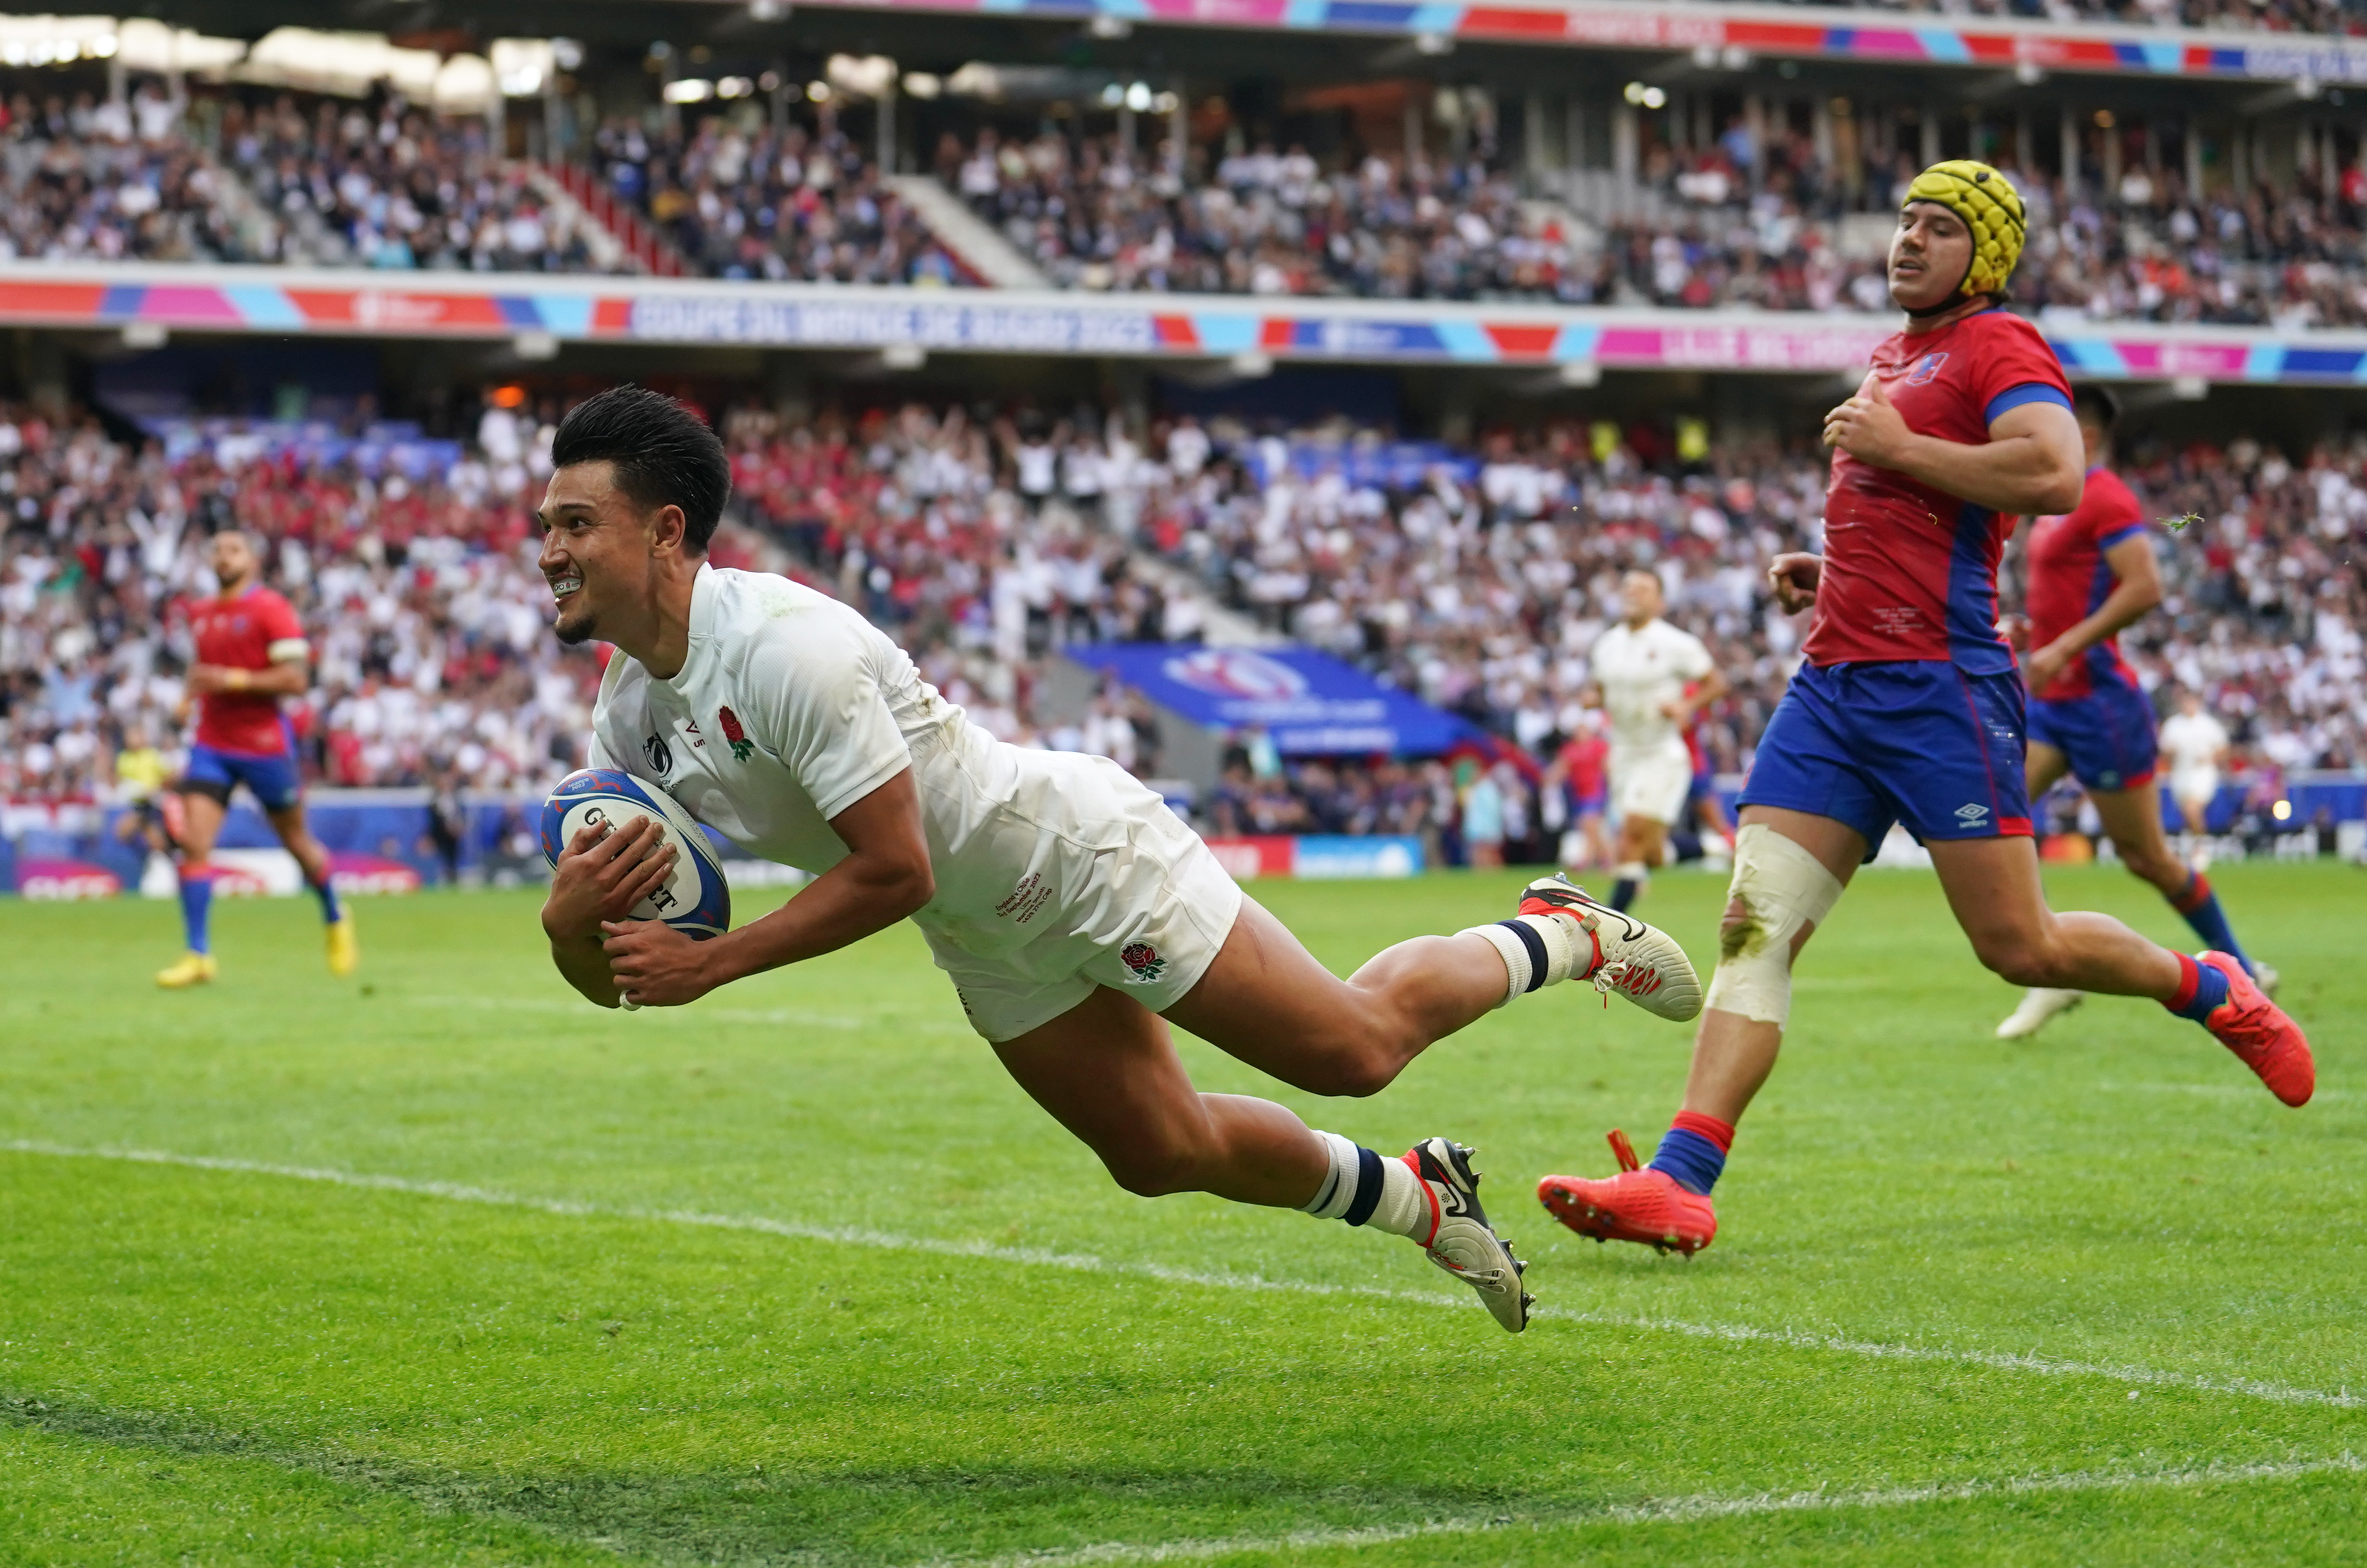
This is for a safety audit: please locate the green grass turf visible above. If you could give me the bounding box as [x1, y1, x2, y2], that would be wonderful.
[1, 861, 2363, 1565]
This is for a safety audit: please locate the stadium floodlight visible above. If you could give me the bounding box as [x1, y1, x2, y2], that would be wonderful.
[513, 331, 560, 362]
[1125, 82, 1153, 112]
[903, 72, 941, 99]
[1414, 32, 1453, 55]
[1621, 82, 1667, 110]
[664, 78, 715, 103]
[1089, 15, 1133, 38]
[717, 76, 755, 98]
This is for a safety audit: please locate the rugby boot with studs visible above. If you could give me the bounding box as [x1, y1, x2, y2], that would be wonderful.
[1538, 1129, 1719, 1256]
[1517, 874, 1702, 1023]
[1402, 1137, 1532, 1333]
[2196, 951, 2313, 1107]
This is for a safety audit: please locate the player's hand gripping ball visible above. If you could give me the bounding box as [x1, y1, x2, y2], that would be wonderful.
[540, 770, 732, 941]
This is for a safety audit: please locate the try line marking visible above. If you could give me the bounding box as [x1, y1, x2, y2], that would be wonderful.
[7, 1139, 2359, 1414]
[918, 1454, 2367, 1567]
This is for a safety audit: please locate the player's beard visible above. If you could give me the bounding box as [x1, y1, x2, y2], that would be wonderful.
[553, 593, 599, 646]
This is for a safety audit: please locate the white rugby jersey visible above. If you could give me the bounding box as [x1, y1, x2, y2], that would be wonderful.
[587, 564, 1117, 964]
[1587, 617, 1714, 751]
[2158, 711, 2230, 773]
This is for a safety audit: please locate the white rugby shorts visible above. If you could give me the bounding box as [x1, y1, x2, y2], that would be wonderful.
[2170, 768, 2219, 809]
[1611, 738, 1694, 826]
[921, 755, 1244, 1043]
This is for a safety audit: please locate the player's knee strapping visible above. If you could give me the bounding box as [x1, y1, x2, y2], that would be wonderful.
[1701, 824, 1844, 1026]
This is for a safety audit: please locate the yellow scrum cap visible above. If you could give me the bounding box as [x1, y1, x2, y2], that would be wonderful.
[1902, 159, 2026, 298]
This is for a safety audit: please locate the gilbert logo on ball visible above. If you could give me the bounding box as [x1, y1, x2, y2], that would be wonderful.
[540, 769, 732, 940]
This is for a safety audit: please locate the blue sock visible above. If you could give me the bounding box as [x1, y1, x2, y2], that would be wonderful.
[2168, 872, 2249, 975]
[178, 870, 214, 955]
[2166, 952, 2231, 1025]
[311, 874, 343, 925]
[1648, 1113, 1733, 1195]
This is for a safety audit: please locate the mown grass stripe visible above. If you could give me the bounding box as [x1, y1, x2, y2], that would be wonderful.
[924, 1454, 2367, 1567]
[9, 1138, 2359, 1414]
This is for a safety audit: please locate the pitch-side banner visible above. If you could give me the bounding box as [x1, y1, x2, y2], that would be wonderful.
[1062, 643, 1477, 757]
[13, 265, 2367, 385]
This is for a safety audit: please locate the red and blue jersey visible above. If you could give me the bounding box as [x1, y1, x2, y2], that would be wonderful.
[1806, 309, 2073, 676]
[184, 585, 306, 756]
[2024, 466, 2148, 702]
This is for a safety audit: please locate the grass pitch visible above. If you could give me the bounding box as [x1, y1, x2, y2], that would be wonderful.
[2, 862, 2363, 1566]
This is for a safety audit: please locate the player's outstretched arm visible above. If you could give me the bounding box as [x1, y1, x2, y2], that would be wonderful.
[1823, 377, 2084, 515]
[543, 815, 677, 1007]
[600, 768, 935, 1008]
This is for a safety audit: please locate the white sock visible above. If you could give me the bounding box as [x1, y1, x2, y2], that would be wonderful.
[1615, 860, 1649, 885]
[1362, 1154, 1431, 1240]
[1299, 1130, 1362, 1220]
[1299, 1135, 1431, 1241]
[1461, 912, 1594, 1008]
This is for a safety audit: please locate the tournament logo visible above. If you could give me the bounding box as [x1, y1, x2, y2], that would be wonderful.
[717, 706, 755, 762]
[1120, 942, 1168, 983]
[1905, 352, 1950, 386]
[643, 734, 673, 775]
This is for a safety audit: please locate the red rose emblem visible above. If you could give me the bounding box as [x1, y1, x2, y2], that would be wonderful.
[717, 705, 754, 761]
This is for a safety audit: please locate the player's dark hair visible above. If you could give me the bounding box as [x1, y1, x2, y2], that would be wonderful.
[551, 386, 731, 552]
[2071, 383, 2119, 434]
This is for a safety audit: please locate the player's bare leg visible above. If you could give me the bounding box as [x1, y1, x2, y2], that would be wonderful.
[2003, 760, 2270, 1038]
[992, 891, 1699, 1330]
[266, 801, 358, 976]
[157, 790, 226, 988]
[999, 947, 1535, 1331]
[1610, 813, 1669, 913]
[1931, 833, 2307, 1102]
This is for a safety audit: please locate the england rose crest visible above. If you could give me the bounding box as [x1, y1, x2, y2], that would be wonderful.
[1120, 942, 1167, 982]
[717, 704, 754, 762]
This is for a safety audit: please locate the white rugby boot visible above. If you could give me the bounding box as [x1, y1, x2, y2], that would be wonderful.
[1514, 873, 1704, 1023]
[1402, 1138, 1532, 1334]
[1996, 987, 2085, 1040]
[2251, 960, 2280, 997]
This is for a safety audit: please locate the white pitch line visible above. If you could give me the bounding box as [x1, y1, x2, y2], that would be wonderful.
[920, 1453, 2367, 1568]
[5, 1140, 2359, 1414]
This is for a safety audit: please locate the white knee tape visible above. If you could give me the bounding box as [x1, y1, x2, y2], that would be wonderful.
[1702, 824, 1846, 1026]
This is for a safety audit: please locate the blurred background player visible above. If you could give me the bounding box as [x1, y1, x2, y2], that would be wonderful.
[1681, 681, 1736, 869]
[1539, 161, 2313, 1259]
[1996, 387, 2272, 1041]
[156, 530, 357, 988]
[2160, 690, 2233, 865]
[1547, 706, 1612, 874]
[1589, 570, 1725, 912]
[111, 720, 176, 866]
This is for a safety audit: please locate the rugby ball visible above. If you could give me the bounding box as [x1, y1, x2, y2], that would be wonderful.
[539, 769, 732, 940]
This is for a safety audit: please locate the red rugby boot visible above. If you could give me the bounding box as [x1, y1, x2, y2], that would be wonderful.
[2197, 951, 2314, 1107]
[1537, 1130, 1719, 1256]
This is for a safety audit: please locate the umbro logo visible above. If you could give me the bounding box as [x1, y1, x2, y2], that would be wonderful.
[1954, 803, 1990, 824]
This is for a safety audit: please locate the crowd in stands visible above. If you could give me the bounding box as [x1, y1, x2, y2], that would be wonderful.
[221, 93, 620, 272]
[2, 394, 2359, 872]
[9, 62, 2367, 327]
[944, 129, 1568, 298]
[595, 113, 962, 283]
[1608, 133, 2367, 327]
[0, 86, 257, 263]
